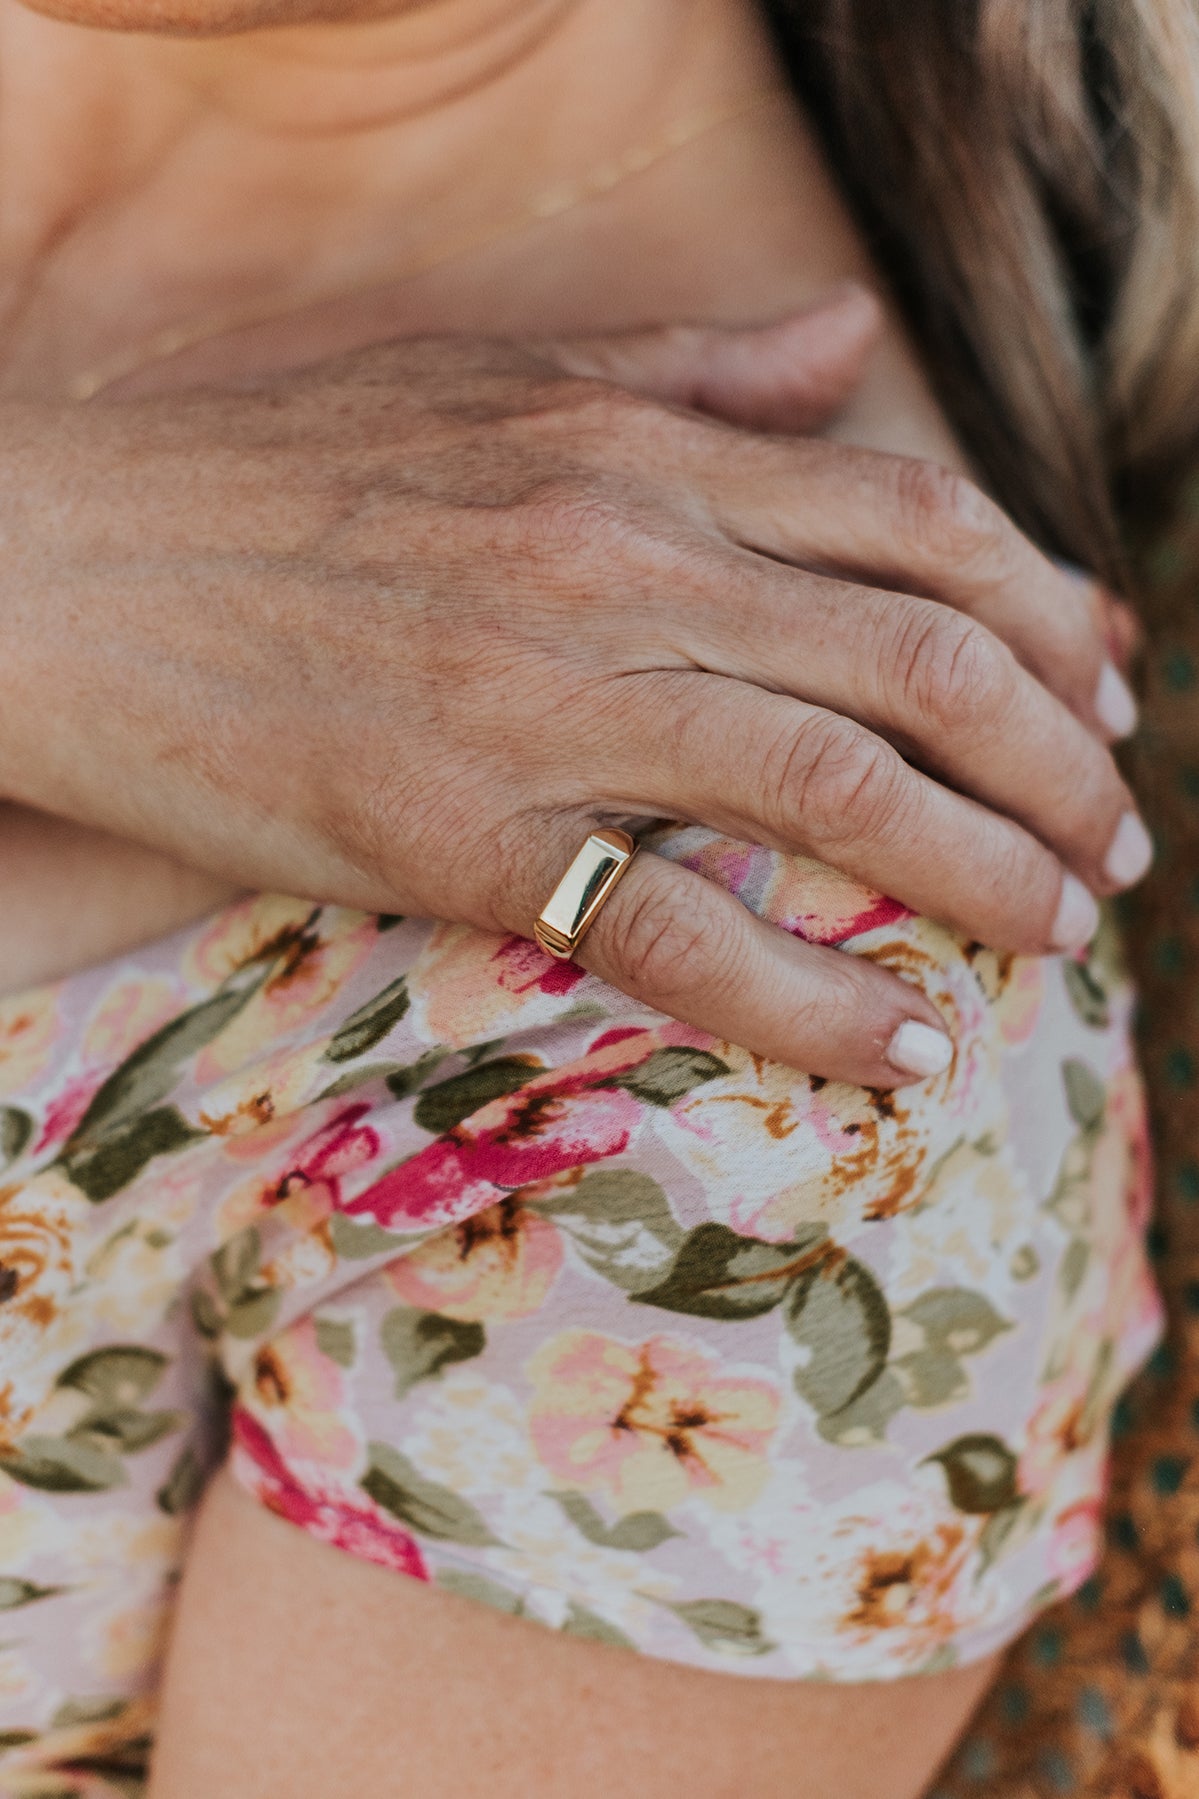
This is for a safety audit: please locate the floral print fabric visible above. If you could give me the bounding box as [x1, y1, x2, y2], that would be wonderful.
[0, 826, 1161, 1795]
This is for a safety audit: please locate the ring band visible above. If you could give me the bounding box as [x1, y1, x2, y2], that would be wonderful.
[533, 828, 638, 960]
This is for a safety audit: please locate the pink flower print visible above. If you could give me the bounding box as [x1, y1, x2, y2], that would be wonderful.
[527, 1330, 780, 1516]
[1018, 1368, 1092, 1501]
[347, 1084, 640, 1232]
[34, 1069, 106, 1153]
[231, 1407, 429, 1581]
[994, 957, 1047, 1046]
[81, 974, 185, 1068]
[386, 1194, 563, 1321]
[407, 923, 588, 1046]
[245, 1316, 360, 1472]
[1046, 1497, 1103, 1589]
[658, 829, 910, 945]
[224, 1104, 383, 1236]
[346, 1031, 667, 1230]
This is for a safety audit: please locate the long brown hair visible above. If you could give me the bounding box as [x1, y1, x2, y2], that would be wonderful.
[764, 0, 1199, 583]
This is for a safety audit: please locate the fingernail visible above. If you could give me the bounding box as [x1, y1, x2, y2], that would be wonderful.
[1104, 811, 1154, 887]
[1050, 874, 1100, 951]
[887, 1019, 954, 1079]
[1094, 660, 1138, 739]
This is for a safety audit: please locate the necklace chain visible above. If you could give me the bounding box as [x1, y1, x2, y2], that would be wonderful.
[70, 85, 785, 403]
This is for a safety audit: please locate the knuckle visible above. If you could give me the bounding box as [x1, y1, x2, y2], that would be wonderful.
[510, 474, 640, 565]
[894, 608, 1014, 731]
[894, 459, 1014, 574]
[777, 715, 908, 845]
[539, 374, 664, 441]
[611, 874, 740, 1005]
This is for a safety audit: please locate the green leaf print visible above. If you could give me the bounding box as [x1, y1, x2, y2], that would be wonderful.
[925, 1433, 1019, 1513]
[324, 977, 410, 1064]
[664, 1598, 775, 1657]
[50, 1698, 126, 1730]
[436, 1568, 525, 1616]
[380, 1306, 486, 1398]
[608, 1047, 730, 1108]
[157, 1445, 207, 1516]
[384, 1050, 452, 1101]
[787, 1254, 891, 1416]
[313, 1316, 357, 1369]
[189, 1288, 222, 1341]
[224, 1289, 282, 1340]
[538, 1169, 683, 1293]
[0, 1578, 63, 1610]
[893, 1349, 970, 1410]
[413, 1056, 542, 1135]
[65, 969, 267, 1151]
[319, 1061, 407, 1100]
[60, 1106, 203, 1204]
[0, 1106, 33, 1168]
[561, 1602, 637, 1651]
[550, 1491, 680, 1552]
[361, 1443, 500, 1547]
[207, 1227, 281, 1339]
[58, 1347, 169, 1407]
[1062, 956, 1111, 1030]
[327, 1213, 412, 1262]
[977, 1501, 1027, 1571]
[212, 1228, 263, 1303]
[0, 1434, 127, 1493]
[327, 1216, 410, 1259]
[899, 1288, 1012, 1359]
[1062, 1058, 1106, 1131]
[816, 1368, 907, 1447]
[71, 1409, 182, 1455]
[635, 1222, 828, 1320]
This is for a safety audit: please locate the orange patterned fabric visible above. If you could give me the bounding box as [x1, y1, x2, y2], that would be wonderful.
[935, 485, 1199, 1797]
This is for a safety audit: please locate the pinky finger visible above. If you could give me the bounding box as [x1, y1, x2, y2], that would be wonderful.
[575, 847, 955, 1086]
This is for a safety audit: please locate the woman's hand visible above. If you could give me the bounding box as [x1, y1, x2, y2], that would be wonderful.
[0, 292, 1147, 1085]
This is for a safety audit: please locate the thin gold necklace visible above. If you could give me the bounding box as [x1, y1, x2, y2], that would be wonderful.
[70, 84, 785, 403]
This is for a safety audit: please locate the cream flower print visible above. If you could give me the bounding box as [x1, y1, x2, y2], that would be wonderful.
[385, 1195, 564, 1322]
[528, 1330, 780, 1515]
[713, 1478, 990, 1676]
[0, 986, 60, 1098]
[192, 1039, 331, 1148]
[188, 898, 375, 1081]
[80, 973, 184, 1068]
[406, 924, 587, 1048]
[0, 1171, 90, 1437]
[244, 1315, 361, 1473]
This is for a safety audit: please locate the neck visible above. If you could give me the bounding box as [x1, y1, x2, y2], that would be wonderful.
[0, 0, 780, 330]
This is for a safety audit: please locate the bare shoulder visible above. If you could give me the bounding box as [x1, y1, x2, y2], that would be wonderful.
[149, 1470, 997, 1799]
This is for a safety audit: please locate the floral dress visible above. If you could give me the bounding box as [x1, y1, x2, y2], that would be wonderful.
[0, 822, 1161, 1796]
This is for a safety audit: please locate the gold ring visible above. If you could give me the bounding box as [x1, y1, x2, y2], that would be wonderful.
[533, 828, 638, 960]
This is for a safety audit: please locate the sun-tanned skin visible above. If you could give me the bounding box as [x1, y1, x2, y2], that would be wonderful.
[0, 0, 1148, 1789]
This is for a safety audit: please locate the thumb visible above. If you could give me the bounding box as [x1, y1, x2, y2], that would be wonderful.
[550, 282, 883, 436]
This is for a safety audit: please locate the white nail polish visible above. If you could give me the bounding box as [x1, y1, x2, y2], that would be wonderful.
[1050, 874, 1100, 952]
[1104, 812, 1154, 887]
[887, 1020, 954, 1079]
[1094, 660, 1138, 739]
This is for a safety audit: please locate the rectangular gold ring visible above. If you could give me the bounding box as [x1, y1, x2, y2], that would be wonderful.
[533, 827, 636, 960]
